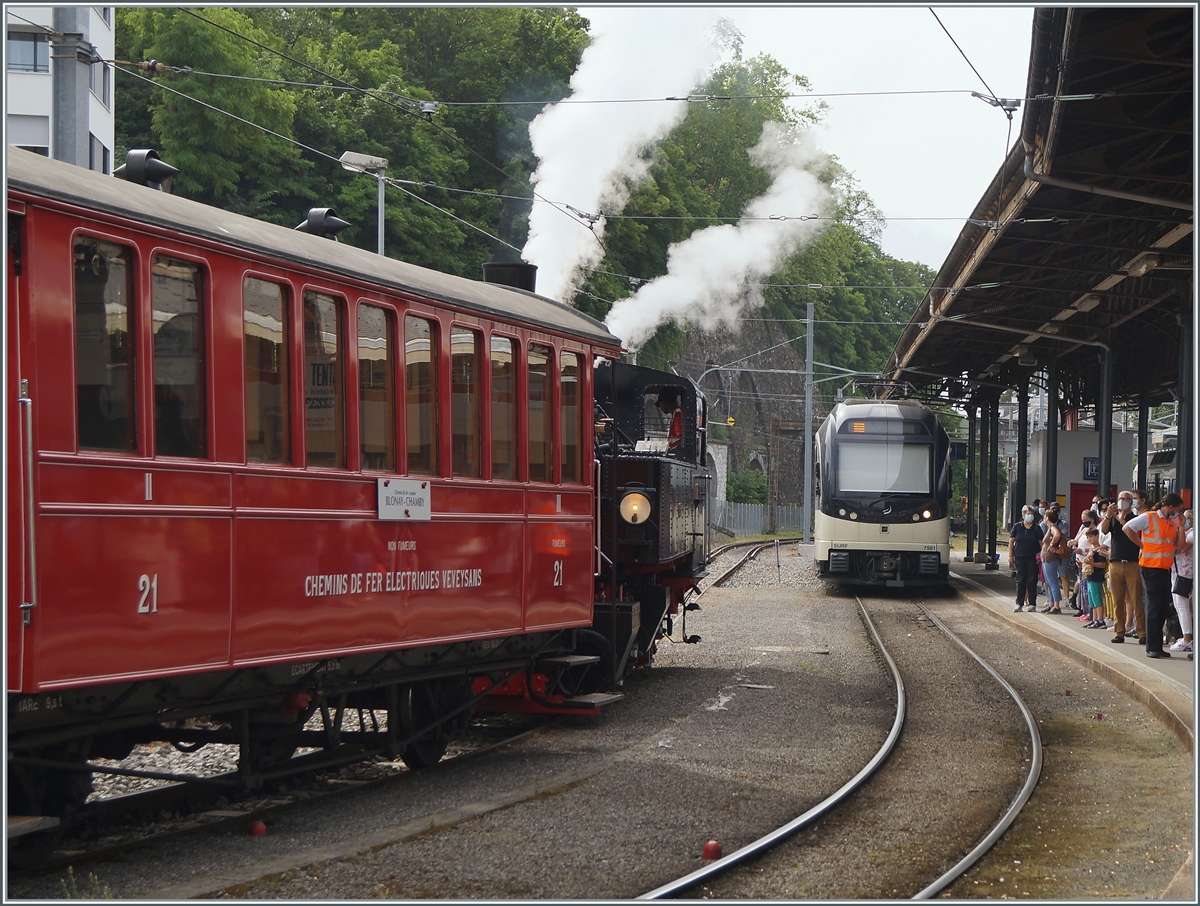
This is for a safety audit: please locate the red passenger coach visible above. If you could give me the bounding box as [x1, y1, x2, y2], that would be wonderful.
[7, 148, 712, 831]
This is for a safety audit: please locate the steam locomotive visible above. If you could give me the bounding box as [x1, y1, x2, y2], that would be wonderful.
[5, 147, 708, 837]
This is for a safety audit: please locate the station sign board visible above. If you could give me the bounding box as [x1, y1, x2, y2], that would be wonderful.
[377, 478, 432, 520]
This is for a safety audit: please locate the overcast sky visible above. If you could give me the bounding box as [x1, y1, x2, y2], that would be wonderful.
[577, 5, 1036, 272]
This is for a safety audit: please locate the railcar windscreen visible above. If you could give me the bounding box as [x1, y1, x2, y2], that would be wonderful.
[837, 441, 931, 494]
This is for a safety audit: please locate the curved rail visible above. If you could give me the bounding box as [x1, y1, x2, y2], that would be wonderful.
[641, 593, 1043, 900]
[909, 601, 1043, 899]
[703, 539, 802, 591]
[639, 597, 906, 899]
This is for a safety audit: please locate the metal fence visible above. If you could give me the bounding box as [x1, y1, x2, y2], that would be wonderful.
[708, 500, 807, 538]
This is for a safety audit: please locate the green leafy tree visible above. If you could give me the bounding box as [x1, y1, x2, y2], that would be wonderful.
[116, 8, 306, 215]
[114, 7, 592, 273]
[727, 469, 769, 504]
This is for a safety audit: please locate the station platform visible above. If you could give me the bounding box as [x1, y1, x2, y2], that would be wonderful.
[948, 556, 1195, 901]
[948, 556, 1194, 754]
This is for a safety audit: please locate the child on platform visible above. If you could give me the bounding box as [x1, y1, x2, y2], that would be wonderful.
[1082, 527, 1109, 628]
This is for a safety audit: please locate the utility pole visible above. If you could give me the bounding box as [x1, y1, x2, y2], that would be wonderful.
[769, 416, 779, 534]
[803, 302, 814, 543]
[51, 7, 93, 168]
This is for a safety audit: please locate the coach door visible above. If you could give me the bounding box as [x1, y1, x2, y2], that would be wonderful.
[7, 205, 30, 688]
[30, 236, 232, 686]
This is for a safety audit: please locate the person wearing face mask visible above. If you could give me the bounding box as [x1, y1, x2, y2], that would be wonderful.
[1123, 492, 1185, 658]
[1032, 500, 1047, 594]
[1009, 505, 1044, 612]
[1101, 492, 1144, 644]
[1169, 509, 1193, 654]
[1039, 505, 1067, 613]
[1066, 508, 1096, 611]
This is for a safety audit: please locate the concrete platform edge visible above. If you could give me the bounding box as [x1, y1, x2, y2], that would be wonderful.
[952, 577, 1194, 755]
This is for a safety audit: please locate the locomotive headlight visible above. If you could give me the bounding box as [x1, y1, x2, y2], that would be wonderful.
[912, 513, 920, 521]
[848, 511, 858, 520]
[619, 492, 652, 524]
[838, 508, 847, 517]
[922, 509, 933, 520]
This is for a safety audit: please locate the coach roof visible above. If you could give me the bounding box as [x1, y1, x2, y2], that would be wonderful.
[7, 147, 621, 350]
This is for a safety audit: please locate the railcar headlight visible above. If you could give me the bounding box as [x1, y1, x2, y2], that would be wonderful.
[922, 509, 933, 520]
[620, 492, 652, 524]
[912, 513, 920, 521]
[849, 511, 858, 520]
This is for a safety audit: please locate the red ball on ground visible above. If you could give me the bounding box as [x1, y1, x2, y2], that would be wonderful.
[702, 840, 722, 860]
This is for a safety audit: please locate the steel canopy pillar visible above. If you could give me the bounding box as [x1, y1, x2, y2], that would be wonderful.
[1045, 361, 1059, 506]
[966, 401, 977, 561]
[1178, 304, 1193, 502]
[1015, 377, 1029, 526]
[978, 397, 992, 562]
[1137, 395, 1150, 492]
[1097, 347, 1113, 501]
[987, 395, 1000, 569]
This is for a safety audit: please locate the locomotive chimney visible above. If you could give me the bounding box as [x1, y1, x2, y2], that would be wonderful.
[482, 261, 538, 293]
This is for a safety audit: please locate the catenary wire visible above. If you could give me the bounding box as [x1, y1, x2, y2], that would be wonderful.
[115, 66, 520, 253]
[176, 8, 604, 246]
[170, 68, 1180, 104]
[928, 8, 1000, 103]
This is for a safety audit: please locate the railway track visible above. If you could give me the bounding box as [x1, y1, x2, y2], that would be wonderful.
[640, 591, 1043, 899]
[9, 549, 1051, 899]
[8, 715, 553, 876]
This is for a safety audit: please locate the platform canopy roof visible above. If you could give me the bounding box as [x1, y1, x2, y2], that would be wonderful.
[882, 6, 1193, 410]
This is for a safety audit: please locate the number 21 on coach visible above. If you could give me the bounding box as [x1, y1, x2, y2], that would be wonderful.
[138, 574, 159, 613]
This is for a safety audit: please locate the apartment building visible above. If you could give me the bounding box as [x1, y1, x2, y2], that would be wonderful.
[7, 5, 114, 172]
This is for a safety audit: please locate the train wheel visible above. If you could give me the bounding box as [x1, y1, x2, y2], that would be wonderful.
[243, 704, 316, 775]
[397, 678, 471, 770]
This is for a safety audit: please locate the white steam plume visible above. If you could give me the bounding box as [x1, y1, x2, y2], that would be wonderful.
[605, 122, 832, 351]
[522, 8, 720, 303]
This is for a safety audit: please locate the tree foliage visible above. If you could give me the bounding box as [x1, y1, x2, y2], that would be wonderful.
[113, 11, 931, 389]
[727, 469, 769, 505]
[114, 6, 590, 274]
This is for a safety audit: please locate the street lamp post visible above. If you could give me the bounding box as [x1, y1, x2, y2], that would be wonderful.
[339, 151, 389, 256]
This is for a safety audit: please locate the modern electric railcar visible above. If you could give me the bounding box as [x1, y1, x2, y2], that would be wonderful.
[5, 147, 707, 836]
[814, 400, 951, 586]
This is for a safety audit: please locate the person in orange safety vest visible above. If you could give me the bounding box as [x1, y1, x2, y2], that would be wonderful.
[1123, 492, 1185, 659]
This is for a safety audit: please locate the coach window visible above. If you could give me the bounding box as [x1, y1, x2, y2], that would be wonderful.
[404, 315, 438, 474]
[303, 290, 345, 468]
[152, 255, 207, 458]
[243, 277, 289, 463]
[490, 336, 517, 480]
[359, 304, 394, 471]
[528, 343, 552, 482]
[451, 326, 481, 478]
[560, 352, 581, 483]
[75, 237, 136, 451]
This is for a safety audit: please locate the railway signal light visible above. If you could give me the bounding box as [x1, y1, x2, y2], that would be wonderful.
[294, 208, 351, 241]
[114, 149, 179, 191]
